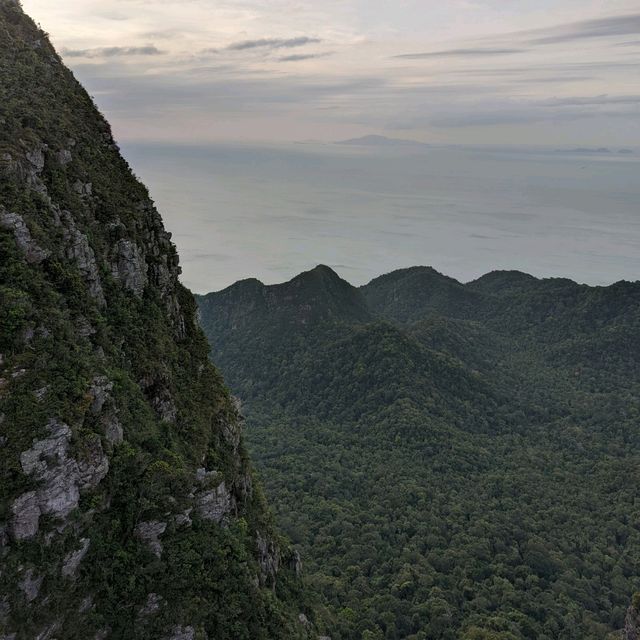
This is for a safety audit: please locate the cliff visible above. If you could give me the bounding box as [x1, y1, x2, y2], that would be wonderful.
[0, 2, 312, 638]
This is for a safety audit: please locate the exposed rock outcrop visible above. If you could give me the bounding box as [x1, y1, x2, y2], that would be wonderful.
[10, 420, 108, 540]
[18, 569, 42, 603]
[196, 480, 233, 524]
[0, 211, 49, 264]
[62, 538, 90, 578]
[135, 520, 167, 558]
[111, 239, 147, 296]
[59, 210, 105, 306]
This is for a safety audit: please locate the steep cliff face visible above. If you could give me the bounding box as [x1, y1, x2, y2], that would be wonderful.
[0, 2, 311, 638]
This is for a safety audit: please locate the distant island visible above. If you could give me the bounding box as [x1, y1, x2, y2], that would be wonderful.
[336, 134, 429, 147]
[556, 147, 634, 155]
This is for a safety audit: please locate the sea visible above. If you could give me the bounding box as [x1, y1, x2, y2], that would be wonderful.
[121, 141, 640, 294]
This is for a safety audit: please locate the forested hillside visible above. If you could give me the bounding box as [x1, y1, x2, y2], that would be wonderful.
[198, 265, 640, 640]
[0, 3, 314, 638]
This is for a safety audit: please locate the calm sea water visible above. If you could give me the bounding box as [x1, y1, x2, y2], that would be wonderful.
[121, 142, 640, 293]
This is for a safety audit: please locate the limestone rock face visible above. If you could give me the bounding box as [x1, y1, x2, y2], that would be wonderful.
[60, 210, 105, 306]
[62, 538, 90, 579]
[111, 239, 147, 296]
[10, 491, 41, 541]
[10, 420, 109, 541]
[0, 211, 49, 264]
[135, 521, 167, 558]
[196, 481, 233, 523]
[18, 569, 42, 603]
[257, 532, 280, 589]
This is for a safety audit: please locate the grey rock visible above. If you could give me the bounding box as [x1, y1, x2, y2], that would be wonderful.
[236, 472, 253, 501]
[221, 415, 241, 453]
[62, 537, 90, 578]
[195, 467, 217, 484]
[78, 596, 93, 613]
[10, 492, 41, 540]
[298, 613, 309, 625]
[196, 481, 233, 524]
[104, 415, 123, 446]
[152, 396, 177, 424]
[138, 592, 162, 617]
[76, 316, 96, 338]
[140, 374, 177, 423]
[73, 180, 92, 196]
[256, 532, 280, 588]
[0, 596, 10, 620]
[0, 211, 50, 264]
[111, 239, 147, 296]
[20, 420, 71, 475]
[165, 626, 195, 640]
[0, 525, 8, 553]
[12, 419, 109, 540]
[61, 211, 105, 306]
[36, 624, 60, 640]
[25, 147, 45, 173]
[289, 549, 303, 577]
[175, 508, 192, 528]
[77, 434, 109, 490]
[33, 386, 49, 401]
[19, 568, 43, 602]
[135, 521, 167, 558]
[89, 376, 113, 415]
[56, 149, 72, 166]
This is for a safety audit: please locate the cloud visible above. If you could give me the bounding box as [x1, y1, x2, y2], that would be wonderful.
[63, 45, 164, 59]
[527, 13, 640, 45]
[394, 48, 526, 59]
[278, 53, 333, 62]
[226, 37, 321, 51]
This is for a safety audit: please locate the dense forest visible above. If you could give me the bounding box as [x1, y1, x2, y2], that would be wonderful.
[198, 264, 640, 640]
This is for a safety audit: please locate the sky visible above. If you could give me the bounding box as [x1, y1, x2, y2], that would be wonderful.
[21, 0, 640, 146]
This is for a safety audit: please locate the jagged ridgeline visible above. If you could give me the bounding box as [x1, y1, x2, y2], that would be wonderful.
[0, 2, 316, 638]
[198, 265, 640, 640]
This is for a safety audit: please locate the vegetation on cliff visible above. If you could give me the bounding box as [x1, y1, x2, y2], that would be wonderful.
[0, 2, 313, 638]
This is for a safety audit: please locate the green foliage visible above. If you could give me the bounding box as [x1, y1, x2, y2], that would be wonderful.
[0, 4, 310, 638]
[198, 265, 640, 640]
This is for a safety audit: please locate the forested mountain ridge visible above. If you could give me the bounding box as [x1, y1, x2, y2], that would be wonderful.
[0, 3, 315, 638]
[198, 265, 640, 640]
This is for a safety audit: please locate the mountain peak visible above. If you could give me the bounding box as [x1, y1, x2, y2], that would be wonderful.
[293, 263, 343, 284]
[361, 266, 480, 323]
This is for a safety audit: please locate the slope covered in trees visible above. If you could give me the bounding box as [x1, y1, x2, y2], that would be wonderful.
[198, 265, 640, 640]
[0, 3, 315, 638]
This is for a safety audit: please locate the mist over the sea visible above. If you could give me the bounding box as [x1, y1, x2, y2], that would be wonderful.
[122, 142, 640, 293]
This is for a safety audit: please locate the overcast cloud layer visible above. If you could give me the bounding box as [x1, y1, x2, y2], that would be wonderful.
[22, 0, 640, 145]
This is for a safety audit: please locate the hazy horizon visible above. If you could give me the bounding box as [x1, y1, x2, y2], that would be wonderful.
[17, 0, 640, 293]
[121, 141, 640, 294]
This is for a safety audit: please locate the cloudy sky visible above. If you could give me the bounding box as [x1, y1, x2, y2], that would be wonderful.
[22, 0, 640, 145]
